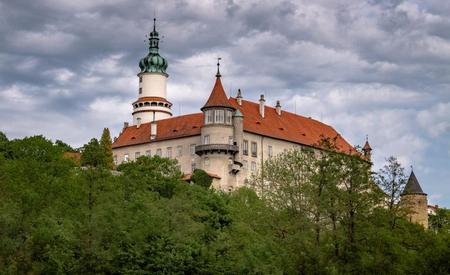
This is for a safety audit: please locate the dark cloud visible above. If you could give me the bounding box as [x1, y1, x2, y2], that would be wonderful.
[0, 0, 449, 207]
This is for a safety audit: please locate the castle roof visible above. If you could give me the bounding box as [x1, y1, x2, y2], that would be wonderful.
[113, 98, 356, 154]
[401, 171, 426, 196]
[201, 77, 235, 110]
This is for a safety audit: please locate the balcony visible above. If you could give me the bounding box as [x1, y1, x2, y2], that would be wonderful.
[195, 144, 239, 156]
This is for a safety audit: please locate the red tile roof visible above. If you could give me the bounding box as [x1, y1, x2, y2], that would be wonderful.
[228, 98, 356, 154]
[113, 98, 356, 154]
[112, 113, 202, 148]
[201, 77, 235, 110]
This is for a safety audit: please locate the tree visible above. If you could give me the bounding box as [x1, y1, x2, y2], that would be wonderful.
[375, 156, 408, 228]
[0, 131, 7, 143]
[55, 139, 76, 152]
[81, 138, 106, 167]
[191, 169, 213, 188]
[100, 128, 114, 169]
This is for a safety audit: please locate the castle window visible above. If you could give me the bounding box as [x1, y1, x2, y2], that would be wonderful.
[251, 161, 256, 172]
[203, 135, 210, 145]
[243, 160, 248, 170]
[204, 157, 210, 168]
[176, 145, 183, 157]
[113, 155, 117, 165]
[243, 140, 248, 156]
[205, 110, 214, 124]
[139, 103, 143, 107]
[229, 136, 234, 145]
[268, 145, 273, 157]
[145, 150, 151, 156]
[139, 87, 142, 94]
[139, 76, 142, 83]
[135, 152, 141, 159]
[190, 144, 196, 155]
[124, 154, 129, 162]
[215, 109, 224, 123]
[251, 142, 257, 157]
[166, 147, 172, 158]
[151, 102, 157, 106]
[225, 110, 232, 125]
[156, 148, 162, 156]
[144, 102, 150, 106]
[228, 157, 233, 170]
[191, 161, 196, 172]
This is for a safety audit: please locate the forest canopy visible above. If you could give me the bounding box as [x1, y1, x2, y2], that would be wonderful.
[0, 132, 448, 274]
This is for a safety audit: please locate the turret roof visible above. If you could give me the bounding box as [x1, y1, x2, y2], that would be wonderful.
[201, 76, 235, 110]
[402, 171, 426, 195]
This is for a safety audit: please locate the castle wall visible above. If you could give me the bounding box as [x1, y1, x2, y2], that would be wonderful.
[113, 131, 311, 191]
[113, 135, 201, 174]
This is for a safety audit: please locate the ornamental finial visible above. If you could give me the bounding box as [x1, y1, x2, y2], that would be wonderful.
[153, 18, 156, 32]
[216, 57, 221, 78]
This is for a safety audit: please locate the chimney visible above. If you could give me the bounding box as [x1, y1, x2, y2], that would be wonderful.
[259, 94, 265, 118]
[123, 122, 129, 129]
[150, 121, 157, 140]
[136, 118, 141, 128]
[236, 89, 243, 106]
[276, 100, 282, 116]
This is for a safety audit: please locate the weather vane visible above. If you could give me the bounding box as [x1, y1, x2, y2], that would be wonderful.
[216, 57, 222, 77]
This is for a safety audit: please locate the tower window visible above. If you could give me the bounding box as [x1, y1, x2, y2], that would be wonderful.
[228, 136, 234, 145]
[190, 144, 196, 155]
[203, 135, 210, 145]
[225, 110, 232, 124]
[204, 157, 210, 168]
[205, 110, 214, 124]
[139, 87, 142, 94]
[139, 76, 142, 83]
[215, 109, 224, 123]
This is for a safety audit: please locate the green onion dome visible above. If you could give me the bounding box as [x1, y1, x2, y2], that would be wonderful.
[139, 19, 168, 75]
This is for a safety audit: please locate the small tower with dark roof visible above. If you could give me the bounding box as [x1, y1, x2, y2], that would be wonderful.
[400, 170, 428, 228]
[362, 135, 372, 160]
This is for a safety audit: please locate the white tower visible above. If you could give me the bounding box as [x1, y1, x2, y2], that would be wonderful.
[132, 18, 172, 125]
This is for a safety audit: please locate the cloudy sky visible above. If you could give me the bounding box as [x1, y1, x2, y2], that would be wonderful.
[0, 0, 449, 206]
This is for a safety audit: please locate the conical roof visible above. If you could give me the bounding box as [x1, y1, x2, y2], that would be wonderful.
[363, 140, 372, 151]
[402, 171, 426, 195]
[201, 76, 235, 110]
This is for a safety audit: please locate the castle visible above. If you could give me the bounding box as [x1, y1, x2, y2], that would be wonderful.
[111, 20, 428, 227]
[111, 20, 360, 191]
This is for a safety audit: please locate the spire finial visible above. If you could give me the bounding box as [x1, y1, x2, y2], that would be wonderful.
[411, 165, 413, 172]
[153, 18, 156, 32]
[366, 134, 369, 142]
[216, 57, 221, 78]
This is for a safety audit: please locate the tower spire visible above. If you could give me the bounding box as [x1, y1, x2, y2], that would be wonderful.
[216, 57, 221, 78]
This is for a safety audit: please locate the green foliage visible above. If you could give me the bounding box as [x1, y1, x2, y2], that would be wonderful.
[191, 168, 213, 188]
[81, 138, 106, 167]
[54, 139, 76, 152]
[100, 128, 114, 169]
[0, 131, 7, 142]
[0, 135, 449, 274]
